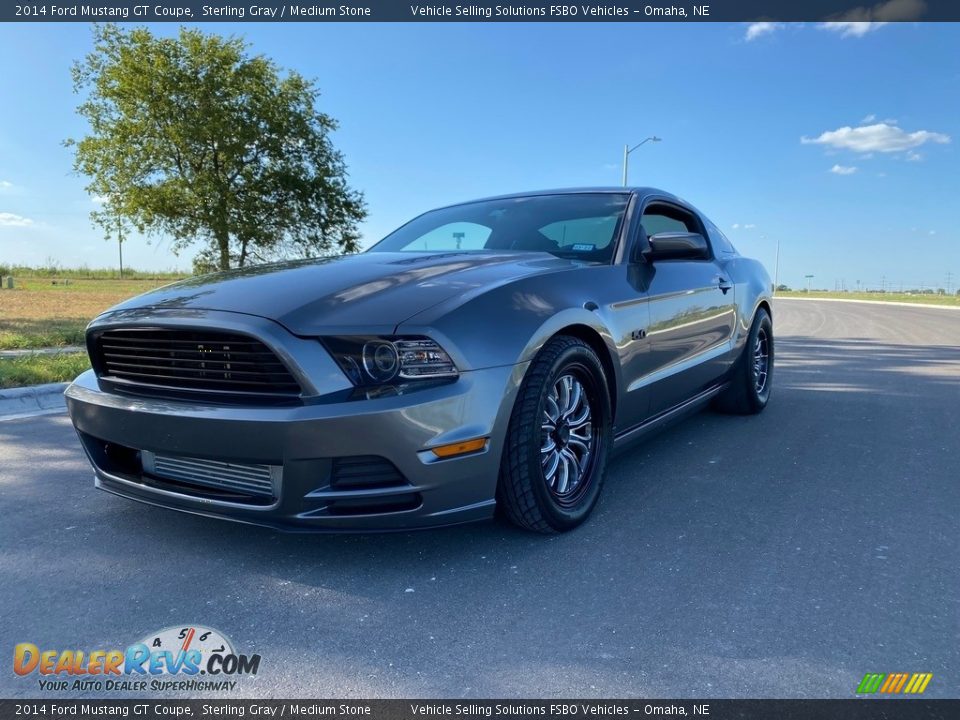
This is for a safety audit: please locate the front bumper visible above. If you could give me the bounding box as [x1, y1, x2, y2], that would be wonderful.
[65, 360, 526, 531]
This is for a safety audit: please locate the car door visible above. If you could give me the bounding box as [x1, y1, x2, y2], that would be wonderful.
[640, 200, 738, 416]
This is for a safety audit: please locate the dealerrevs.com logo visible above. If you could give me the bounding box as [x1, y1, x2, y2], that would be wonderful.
[13, 626, 261, 693]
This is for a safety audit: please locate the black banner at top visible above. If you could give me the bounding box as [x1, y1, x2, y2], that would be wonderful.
[4, 0, 960, 22]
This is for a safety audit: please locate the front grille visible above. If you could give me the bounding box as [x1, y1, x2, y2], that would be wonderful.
[142, 450, 279, 500]
[92, 328, 301, 402]
[331, 456, 407, 490]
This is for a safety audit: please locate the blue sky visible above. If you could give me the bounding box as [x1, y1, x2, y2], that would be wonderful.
[0, 21, 957, 290]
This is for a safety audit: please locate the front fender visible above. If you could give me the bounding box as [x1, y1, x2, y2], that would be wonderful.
[398, 279, 624, 445]
[396, 267, 622, 382]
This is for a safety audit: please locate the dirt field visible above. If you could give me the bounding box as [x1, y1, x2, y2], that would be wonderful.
[0, 277, 183, 349]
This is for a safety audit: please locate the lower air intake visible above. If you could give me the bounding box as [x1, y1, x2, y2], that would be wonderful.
[330, 455, 408, 489]
[142, 451, 280, 499]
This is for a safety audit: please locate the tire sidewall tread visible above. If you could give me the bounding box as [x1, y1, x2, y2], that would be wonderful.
[715, 307, 774, 415]
[497, 336, 611, 533]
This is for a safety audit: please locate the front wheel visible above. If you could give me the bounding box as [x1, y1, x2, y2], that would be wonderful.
[497, 336, 612, 533]
[714, 307, 774, 415]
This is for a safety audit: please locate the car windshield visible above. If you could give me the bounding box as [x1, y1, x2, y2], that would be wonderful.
[368, 193, 630, 262]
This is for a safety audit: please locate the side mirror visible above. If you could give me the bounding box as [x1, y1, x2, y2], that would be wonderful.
[642, 232, 710, 262]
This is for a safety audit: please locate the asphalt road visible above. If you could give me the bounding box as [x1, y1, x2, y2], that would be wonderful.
[1, 299, 958, 699]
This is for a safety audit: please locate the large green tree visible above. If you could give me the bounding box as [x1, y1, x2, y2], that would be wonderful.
[67, 24, 366, 271]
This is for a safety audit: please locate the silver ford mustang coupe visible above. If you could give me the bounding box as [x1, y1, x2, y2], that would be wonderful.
[66, 188, 773, 533]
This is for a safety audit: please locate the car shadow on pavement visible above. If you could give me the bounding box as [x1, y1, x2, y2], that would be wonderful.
[775, 336, 960, 396]
[1, 335, 958, 696]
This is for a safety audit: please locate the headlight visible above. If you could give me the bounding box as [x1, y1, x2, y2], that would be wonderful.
[323, 336, 458, 387]
[394, 338, 458, 378]
[362, 340, 400, 383]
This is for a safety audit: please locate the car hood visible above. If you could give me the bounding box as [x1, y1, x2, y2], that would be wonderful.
[104, 251, 578, 335]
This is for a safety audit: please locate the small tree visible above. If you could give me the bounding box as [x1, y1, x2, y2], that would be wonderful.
[67, 24, 365, 271]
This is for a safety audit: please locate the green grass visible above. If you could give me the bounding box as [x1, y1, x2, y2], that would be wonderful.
[0, 263, 186, 280]
[0, 353, 91, 389]
[10, 276, 184, 294]
[0, 318, 90, 349]
[777, 290, 960, 307]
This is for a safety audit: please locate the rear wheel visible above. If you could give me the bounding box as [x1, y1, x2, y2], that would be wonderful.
[715, 307, 773, 414]
[497, 336, 612, 533]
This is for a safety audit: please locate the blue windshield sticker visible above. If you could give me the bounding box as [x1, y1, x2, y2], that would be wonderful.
[571, 244, 595, 252]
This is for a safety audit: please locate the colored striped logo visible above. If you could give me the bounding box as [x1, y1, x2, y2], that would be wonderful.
[857, 673, 933, 694]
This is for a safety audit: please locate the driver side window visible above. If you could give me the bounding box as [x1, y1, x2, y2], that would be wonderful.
[641, 204, 696, 236]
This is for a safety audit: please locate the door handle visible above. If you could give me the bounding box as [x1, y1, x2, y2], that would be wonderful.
[717, 277, 733, 293]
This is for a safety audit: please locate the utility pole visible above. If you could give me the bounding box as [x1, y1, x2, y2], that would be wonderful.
[773, 239, 780, 292]
[947, 271, 953, 295]
[621, 136, 661, 186]
[117, 211, 124, 280]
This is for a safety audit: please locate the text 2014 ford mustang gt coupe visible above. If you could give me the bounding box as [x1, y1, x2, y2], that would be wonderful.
[66, 188, 774, 533]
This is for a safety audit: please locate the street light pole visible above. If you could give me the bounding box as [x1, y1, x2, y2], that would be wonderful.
[117, 213, 124, 280]
[622, 136, 661, 186]
[773, 239, 780, 292]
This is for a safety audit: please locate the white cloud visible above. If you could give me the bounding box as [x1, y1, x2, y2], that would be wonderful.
[731, 223, 756, 230]
[0, 180, 12, 189]
[929, 230, 936, 235]
[731, 223, 739, 229]
[905, 151, 923, 162]
[747, 2, 923, 44]
[821, 21, 888, 37]
[830, 164, 858, 175]
[91, 194, 111, 204]
[802, 122, 950, 154]
[0, 212, 34, 227]
[820, 0, 927, 37]
[861, 114, 876, 123]
[745, 22, 781, 41]
[744, 223, 756, 229]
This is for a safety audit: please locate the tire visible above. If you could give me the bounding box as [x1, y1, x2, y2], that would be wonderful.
[714, 307, 774, 415]
[497, 336, 612, 533]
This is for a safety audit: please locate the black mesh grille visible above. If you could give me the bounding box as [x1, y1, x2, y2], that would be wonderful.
[330, 456, 407, 490]
[92, 328, 301, 402]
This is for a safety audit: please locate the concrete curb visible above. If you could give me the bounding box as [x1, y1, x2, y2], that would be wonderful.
[0, 382, 69, 420]
[774, 296, 960, 311]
